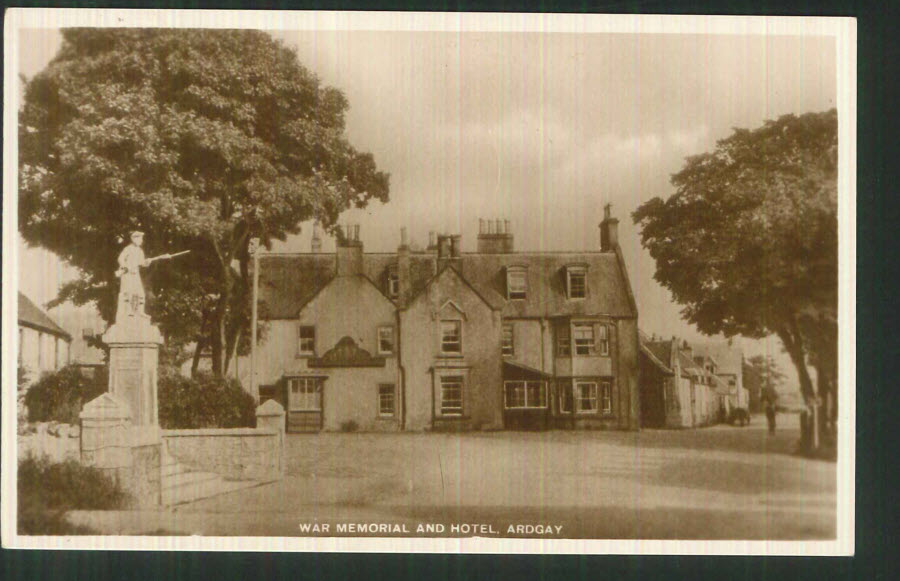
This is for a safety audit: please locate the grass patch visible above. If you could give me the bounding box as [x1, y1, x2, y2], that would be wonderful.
[18, 455, 130, 535]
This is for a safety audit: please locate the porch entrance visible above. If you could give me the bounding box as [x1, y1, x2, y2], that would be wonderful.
[286, 376, 323, 432]
[502, 361, 552, 431]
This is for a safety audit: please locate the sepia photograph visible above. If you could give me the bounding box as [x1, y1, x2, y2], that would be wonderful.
[2, 10, 855, 554]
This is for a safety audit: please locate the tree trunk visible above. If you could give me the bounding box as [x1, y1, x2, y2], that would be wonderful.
[776, 324, 815, 404]
[225, 327, 242, 378]
[776, 318, 818, 454]
[190, 337, 205, 377]
[211, 295, 228, 378]
[191, 310, 210, 378]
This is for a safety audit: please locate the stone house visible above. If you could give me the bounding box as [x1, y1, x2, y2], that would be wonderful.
[640, 335, 748, 428]
[638, 332, 674, 428]
[245, 208, 639, 432]
[691, 341, 748, 414]
[18, 292, 71, 383]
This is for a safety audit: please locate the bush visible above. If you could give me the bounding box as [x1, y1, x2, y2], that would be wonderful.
[158, 371, 256, 429]
[24, 365, 108, 425]
[340, 420, 359, 432]
[18, 455, 128, 535]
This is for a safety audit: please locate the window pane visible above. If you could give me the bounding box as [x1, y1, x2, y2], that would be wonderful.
[574, 324, 594, 355]
[290, 378, 321, 410]
[378, 326, 394, 354]
[441, 376, 464, 414]
[557, 325, 571, 356]
[576, 382, 598, 412]
[569, 271, 586, 298]
[507, 269, 527, 299]
[598, 324, 610, 355]
[298, 326, 315, 354]
[441, 321, 461, 353]
[505, 381, 525, 408]
[601, 382, 612, 413]
[526, 382, 546, 408]
[379, 384, 395, 416]
[388, 273, 399, 297]
[502, 324, 514, 356]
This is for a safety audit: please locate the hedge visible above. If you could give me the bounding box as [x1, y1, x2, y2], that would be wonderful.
[158, 371, 256, 429]
[18, 455, 128, 534]
[24, 365, 107, 425]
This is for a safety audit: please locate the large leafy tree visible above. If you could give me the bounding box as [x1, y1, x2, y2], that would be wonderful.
[633, 110, 837, 447]
[20, 29, 389, 376]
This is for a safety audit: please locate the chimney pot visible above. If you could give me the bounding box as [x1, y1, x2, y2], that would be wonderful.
[476, 217, 514, 253]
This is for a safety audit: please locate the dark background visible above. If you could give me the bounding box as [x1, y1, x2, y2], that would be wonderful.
[1, 0, 894, 579]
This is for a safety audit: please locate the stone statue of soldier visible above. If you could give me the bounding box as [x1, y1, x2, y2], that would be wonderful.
[116, 231, 151, 320]
[114, 231, 190, 322]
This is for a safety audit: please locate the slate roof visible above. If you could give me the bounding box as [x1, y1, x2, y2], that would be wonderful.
[404, 265, 507, 311]
[257, 250, 636, 320]
[691, 342, 743, 377]
[18, 292, 71, 340]
[640, 335, 674, 375]
[677, 351, 701, 376]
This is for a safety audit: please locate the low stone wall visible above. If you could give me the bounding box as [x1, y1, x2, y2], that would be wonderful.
[161, 427, 282, 482]
[18, 422, 81, 462]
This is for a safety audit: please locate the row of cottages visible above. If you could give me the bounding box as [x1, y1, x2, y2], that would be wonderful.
[17, 292, 71, 384]
[243, 208, 640, 432]
[639, 334, 749, 428]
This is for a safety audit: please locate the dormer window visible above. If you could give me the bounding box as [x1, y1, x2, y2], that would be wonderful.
[566, 265, 587, 299]
[387, 270, 399, 298]
[506, 266, 527, 300]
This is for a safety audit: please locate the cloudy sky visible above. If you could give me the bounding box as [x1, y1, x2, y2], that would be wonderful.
[17, 26, 836, 388]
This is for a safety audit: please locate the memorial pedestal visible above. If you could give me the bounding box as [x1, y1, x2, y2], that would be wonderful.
[102, 316, 163, 427]
[78, 316, 164, 506]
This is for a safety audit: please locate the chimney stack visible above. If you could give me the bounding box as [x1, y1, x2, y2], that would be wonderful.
[400, 227, 408, 249]
[449, 234, 462, 259]
[437, 234, 452, 261]
[600, 203, 619, 252]
[477, 217, 514, 254]
[336, 223, 363, 276]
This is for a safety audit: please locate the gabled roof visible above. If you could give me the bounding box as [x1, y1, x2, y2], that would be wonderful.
[639, 334, 674, 375]
[258, 254, 335, 319]
[677, 351, 702, 376]
[691, 342, 743, 377]
[405, 264, 506, 312]
[295, 273, 398, 319]
[18, 292, 71, 340]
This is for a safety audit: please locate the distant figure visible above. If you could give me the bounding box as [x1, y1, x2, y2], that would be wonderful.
[765, 399, 777, 435]
[115, 231, 151, 320]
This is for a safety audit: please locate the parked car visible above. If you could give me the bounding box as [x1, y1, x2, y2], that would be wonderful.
[729, 408, 750, 427]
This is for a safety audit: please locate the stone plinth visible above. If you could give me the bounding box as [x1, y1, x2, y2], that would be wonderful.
[102, 317, 163, 427]
[80, 393, 162, 507]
